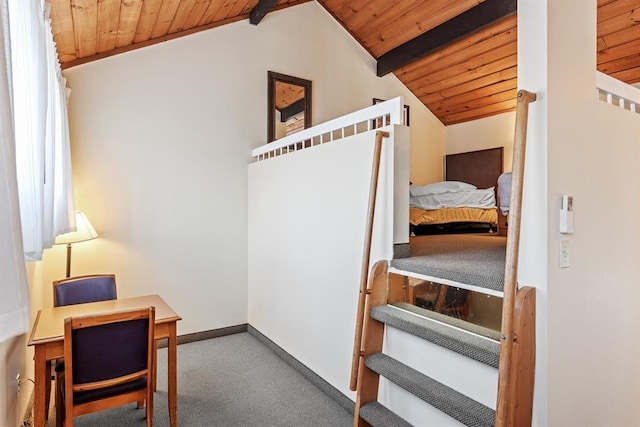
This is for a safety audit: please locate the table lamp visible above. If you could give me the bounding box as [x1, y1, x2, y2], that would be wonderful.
[55, 211, 98, 277]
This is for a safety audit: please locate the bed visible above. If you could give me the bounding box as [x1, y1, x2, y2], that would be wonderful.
[410, 147, 506, 235]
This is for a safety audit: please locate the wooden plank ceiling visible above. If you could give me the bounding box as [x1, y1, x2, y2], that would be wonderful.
[49, 0, 640, 125]
[274, 81, 305, 110]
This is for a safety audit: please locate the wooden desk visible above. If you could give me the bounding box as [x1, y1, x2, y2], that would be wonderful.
[28, 294, 182, 427]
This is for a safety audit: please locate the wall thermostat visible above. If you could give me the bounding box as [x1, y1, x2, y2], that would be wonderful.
[560, 195, 574, 234]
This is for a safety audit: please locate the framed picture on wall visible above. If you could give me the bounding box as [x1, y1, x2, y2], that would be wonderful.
[372, 98, 410, 128]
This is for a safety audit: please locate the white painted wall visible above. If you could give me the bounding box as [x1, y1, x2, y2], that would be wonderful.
[302, 6, 444, 186]
[544, 2, 640, 425]
[519, 0, 640, 425]
[2, 263, 45, 425]
[518, 2, 550, 425]
[52, 2, 441, 335]
[248, 125, 408, 399]
[445, 112, 516, 173]
[0, 336, 25, 426]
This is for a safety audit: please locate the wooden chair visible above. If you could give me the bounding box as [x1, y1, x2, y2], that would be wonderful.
[55, 307, 155, 427]
[53, 274, 117, 307]
[434, 285, 470, 320]
[48, 274, 118, 421]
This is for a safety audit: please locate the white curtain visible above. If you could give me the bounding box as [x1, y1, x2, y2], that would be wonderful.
[0, 0, 74, 341]
[9, 0, 74, 261]
[0, 0, 30, 342]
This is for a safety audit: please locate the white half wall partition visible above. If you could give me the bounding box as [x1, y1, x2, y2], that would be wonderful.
[248, 100, 409, 398]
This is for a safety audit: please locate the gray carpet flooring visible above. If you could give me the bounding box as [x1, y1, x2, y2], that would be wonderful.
[46, 333, 353, 426]
[390, 234, 507, 292]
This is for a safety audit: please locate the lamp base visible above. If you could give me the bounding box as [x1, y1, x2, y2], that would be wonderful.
[65, 244, 72, 278]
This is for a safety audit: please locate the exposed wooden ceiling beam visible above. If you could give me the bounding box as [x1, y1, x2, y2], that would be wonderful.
[279, 98, 306, 121]
[250, 0, 279, 25]
[376, 0, 517, 77]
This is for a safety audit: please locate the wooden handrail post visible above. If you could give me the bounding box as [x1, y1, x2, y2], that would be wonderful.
[508, 286, 536, 426]
[495, 89, 536, 426]
[350, 130, 390, 391]
[353, 260, 389, 426]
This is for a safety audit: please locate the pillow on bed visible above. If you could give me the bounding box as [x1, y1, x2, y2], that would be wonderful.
[497, 172, 512, 213]
[410, 181, 476, 196]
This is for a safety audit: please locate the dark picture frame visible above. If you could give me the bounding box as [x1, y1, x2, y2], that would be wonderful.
[372, 98, 410, 128]
[268, 71, 312, 143]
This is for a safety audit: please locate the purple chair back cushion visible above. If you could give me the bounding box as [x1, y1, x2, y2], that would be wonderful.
[65, 317, 150, 404]
[55, 276, 117, 306]
[71, 318, 149, 385]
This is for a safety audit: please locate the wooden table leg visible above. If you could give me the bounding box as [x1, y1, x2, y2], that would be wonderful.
[44, 360, 51, 421]
[168, 322, 178, 427]
[33, 347, 47, 427]
[152, 339, 158, 392]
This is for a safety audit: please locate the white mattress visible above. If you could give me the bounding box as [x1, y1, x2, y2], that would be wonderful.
[410, 187, 496, 210]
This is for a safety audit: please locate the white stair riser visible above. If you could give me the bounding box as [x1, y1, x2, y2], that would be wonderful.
[379, 379, 466, 427]
[384, 326, 499, 409]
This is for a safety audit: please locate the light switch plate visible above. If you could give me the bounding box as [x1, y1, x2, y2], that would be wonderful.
[560, 240, 570, 268]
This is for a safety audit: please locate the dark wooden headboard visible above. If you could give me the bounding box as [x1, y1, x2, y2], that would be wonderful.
[445, 147, 504, 190]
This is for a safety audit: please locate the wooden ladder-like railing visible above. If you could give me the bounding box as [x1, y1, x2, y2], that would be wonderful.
[351, 90, 538, 426]
[350, 130, 389, 391]
[495, 89, 537, 427]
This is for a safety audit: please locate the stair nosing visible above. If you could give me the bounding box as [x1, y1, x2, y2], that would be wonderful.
[370, 304, 500, 368]
[388, 266, 504, 298]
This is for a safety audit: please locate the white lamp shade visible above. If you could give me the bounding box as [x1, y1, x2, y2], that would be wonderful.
[55, 211, 98, 245]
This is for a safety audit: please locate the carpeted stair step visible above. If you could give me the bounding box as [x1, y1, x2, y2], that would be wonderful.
[389, 261, 504, 295]
[389, 234, 507, 294]
[365, 353, 496, 427]
[370, 304, 499, 368]
[359, 401, 412, 427]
